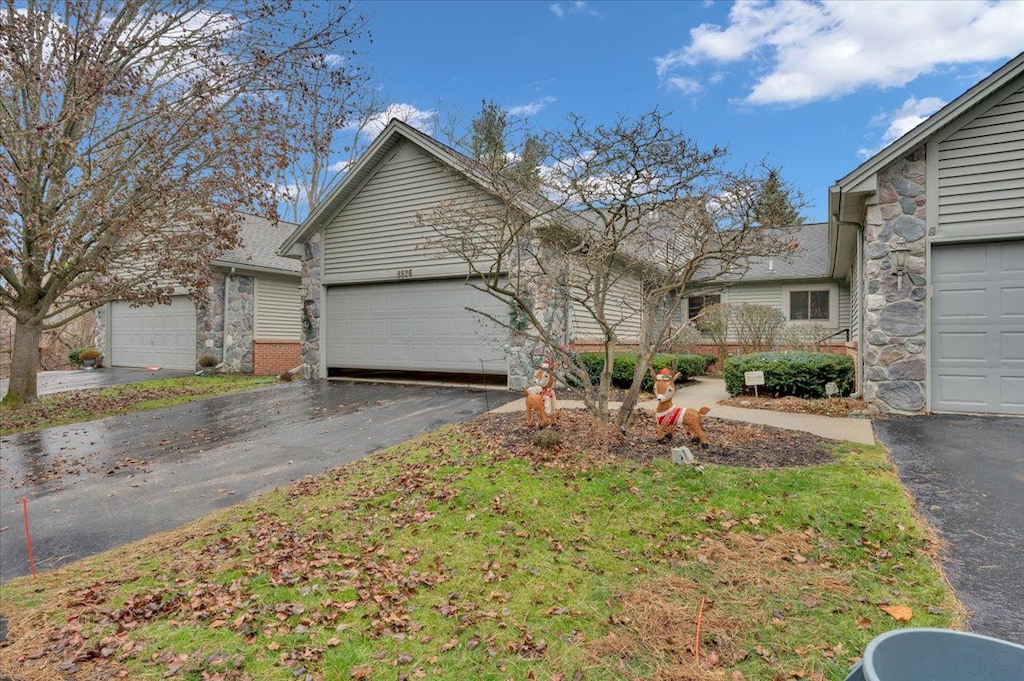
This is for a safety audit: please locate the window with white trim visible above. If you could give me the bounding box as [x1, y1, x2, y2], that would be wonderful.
[782, 284, 837, 325]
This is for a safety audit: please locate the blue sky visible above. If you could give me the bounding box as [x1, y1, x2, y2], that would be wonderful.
[337, 0, 1023, 223]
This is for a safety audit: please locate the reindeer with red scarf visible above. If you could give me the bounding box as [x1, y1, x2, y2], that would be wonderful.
[523, 360, 558, 427]
[651, 368, 710, 446]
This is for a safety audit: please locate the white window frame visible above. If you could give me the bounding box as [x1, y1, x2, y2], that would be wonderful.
[782, 283, 838, 326]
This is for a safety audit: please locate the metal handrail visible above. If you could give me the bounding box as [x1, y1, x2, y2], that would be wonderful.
[820, 328, 851, 343]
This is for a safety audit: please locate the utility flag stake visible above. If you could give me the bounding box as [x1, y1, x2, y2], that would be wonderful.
[22, 496, 37, 578]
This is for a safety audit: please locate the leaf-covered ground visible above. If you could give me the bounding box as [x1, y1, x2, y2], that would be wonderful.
[470, 410, 836, 468]
[0, 415, 960, 681]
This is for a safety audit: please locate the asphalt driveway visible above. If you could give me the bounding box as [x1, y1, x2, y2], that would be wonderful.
[874, 415, 1024, 644]
[0, 380, 515, 583]
[1, 366, 193, 399]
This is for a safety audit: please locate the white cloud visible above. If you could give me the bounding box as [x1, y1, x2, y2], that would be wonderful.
[346, 103, 436, 138]
[857, 95, 946, 158]
[657, 0, 1024, 105]
[507, 96, 557, 117]
[277, 182, 306, 203]
[666, 77, 703, 95]
[550, 1, 600, 19]
[328, 157, 356, 173]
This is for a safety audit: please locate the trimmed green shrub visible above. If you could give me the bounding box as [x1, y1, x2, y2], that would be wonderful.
[577, 352, 716, 390]
[724, 351, 855, 398]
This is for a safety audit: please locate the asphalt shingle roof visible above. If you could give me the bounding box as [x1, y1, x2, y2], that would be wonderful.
[215, 212, 300, 275]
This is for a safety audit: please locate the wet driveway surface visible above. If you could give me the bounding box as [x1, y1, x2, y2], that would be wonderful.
[0, 380, 515, 583]
[1, 367, 193, 399]
[874, 415, 1024, 644]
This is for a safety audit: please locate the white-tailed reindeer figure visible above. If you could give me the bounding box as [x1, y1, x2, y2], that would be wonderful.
[651, 368, 710, 446]
[523, 361, 557, 427]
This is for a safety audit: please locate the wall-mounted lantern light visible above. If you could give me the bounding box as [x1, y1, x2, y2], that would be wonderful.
[888, 238, 911, 289]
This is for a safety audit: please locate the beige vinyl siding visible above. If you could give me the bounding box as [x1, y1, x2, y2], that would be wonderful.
[690, 281, 849, 343]
[849, 264, 860, 343]
[717, 283, 781, 344]
[937, 80, 1024, 234]
[323, 140, 499, 284]
[569, 268, 643, 342]
[255, 275, 301, 339]
[724, 282, 781, 308]
[838, 283, 851, 336]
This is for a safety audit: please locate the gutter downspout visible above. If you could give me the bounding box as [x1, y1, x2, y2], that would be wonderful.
[222, 267, 235, 367]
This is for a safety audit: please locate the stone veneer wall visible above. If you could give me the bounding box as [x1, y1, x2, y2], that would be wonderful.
[507, 238, 569, 390]
[196, 272, 254, 373]
[861, 146, 928, 414]
[94, 305, 107, 358]
[299, 233, 323, 379]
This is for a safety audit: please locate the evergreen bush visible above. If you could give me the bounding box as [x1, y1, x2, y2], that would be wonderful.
[723, 351, 855, 398]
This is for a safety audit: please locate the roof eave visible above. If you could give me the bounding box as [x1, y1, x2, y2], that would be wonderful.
[836, 51, 1024, 192]
[213, 261, 301, 277]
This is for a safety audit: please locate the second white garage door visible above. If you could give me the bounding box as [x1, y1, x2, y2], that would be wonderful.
[110, 296, 198, 371]
[325, 279, 509, 375]
[931, 240, 1024, 415]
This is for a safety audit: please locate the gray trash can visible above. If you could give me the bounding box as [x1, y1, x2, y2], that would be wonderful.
[844, 628, 1024, 681]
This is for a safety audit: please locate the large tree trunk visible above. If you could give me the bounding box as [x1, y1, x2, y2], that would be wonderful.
[616, 312, 659, 432]
[3, 320, 42, 406]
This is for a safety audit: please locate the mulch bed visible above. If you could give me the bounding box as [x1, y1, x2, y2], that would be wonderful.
[467, 409, 835, 469]
[719, 394, 867, 417]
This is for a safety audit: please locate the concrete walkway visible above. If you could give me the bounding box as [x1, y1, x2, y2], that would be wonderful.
[492, 377, 876, 445]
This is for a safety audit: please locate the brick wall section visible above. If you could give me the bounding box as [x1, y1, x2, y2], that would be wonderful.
[253, 340, 301, 376]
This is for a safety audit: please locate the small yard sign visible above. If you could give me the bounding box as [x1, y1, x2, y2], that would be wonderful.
[744, 370, 765, 397]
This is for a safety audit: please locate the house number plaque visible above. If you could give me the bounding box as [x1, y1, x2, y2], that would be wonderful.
[396, 269, 413, 279]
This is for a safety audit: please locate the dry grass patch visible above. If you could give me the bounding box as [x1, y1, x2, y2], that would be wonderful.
[590, 531, 856, 680]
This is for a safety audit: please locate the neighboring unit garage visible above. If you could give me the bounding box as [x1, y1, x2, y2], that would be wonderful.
[98, 213, 301, 375]
[324, 278, 508, 375]
[109, 296, 197, 370]
[931, 240, 1024, 415]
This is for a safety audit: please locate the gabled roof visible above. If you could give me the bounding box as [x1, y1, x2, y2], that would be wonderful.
[279, 119, 550, 256]
[833, 50, 1024, 195]
[738, 222, 829, 281]
[215, 212, 300, 276]
[828, 51, 1024, 275]
[695, 222, 830, 285]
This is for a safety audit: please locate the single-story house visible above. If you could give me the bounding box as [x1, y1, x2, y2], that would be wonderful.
[829, 51, 1023, 416]
[95, 212, 302, 375]
[278, 120, 855, 390]
[681, 221, 855, 352]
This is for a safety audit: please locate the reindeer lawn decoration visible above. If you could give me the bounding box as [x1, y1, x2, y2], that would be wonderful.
[651, 368, 710, 446]
[523, 361, 558, 427]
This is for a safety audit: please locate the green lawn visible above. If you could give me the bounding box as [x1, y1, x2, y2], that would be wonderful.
[0, 424, 960, 681]
[0, 375, 278, 434]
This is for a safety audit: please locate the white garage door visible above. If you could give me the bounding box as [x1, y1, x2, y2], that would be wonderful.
[931, 240, 1024, 415]
[110, 296, 198, 371]
[325, 279, 508, 375]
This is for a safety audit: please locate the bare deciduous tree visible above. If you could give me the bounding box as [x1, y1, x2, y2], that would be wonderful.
[420, 108, 804, 434]
[695, 302, 733, 367]
[733, 303, 786, 353]
[0, 0, 368, 404]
